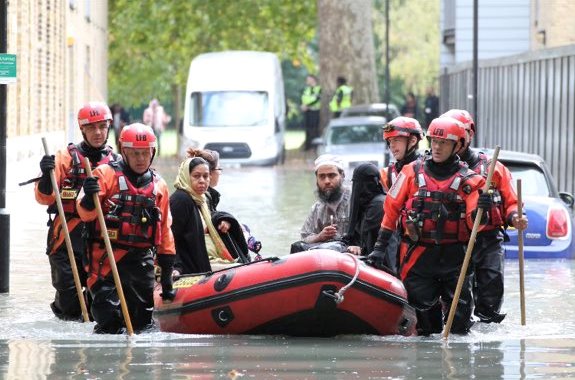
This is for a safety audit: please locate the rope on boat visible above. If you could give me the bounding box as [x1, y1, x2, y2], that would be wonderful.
[324, 253, 361, 304]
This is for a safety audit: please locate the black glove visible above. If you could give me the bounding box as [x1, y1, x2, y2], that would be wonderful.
[79, 177, 100, 211]
[366, 228, 393, 271]
[40, 154, 55, 175]
[158, 254, 176, 302]
[477, 190, 493, 210]
[38, 155, 55, 195]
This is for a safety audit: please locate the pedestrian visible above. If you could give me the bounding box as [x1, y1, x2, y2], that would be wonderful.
[377, 116, 425, 273]
[143, 98, 171, 156]
[300, 74, 321, 151]
[187, 147, 262, 257]
[368, 117, 488, 335]
[329, 76, 353, 118]
[400, 92, 419, 120]
[76, 123, 176, 334]
[441, 108, 528, 324]
[423, 87, 439, 130]
[343, 163, 385, 256]
[290, 154, 350, 253]
[34, 102, 119, 321]
[170, 156, 249, 276]
[110, 103, 130, 149]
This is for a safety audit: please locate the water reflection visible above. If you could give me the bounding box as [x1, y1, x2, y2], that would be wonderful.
[4, 158, 575, 378]
[4, 336, 575, 379]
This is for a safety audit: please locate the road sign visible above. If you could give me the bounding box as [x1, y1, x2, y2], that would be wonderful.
[0, 54, 16, 84]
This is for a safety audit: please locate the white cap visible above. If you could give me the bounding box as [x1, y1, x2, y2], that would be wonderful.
[314, 154, 344, 172]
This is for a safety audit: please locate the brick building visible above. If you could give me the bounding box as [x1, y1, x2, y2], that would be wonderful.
[6, 0, 108, 161]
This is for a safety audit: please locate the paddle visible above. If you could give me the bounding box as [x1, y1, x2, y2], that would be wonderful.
[443, 145, 500, 340]
[83, 158, 134, 335]
[517, 179, 526, 325]
[41, 138, 90, 322]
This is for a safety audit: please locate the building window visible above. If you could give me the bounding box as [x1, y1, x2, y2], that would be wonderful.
[84, 0, 91, 22]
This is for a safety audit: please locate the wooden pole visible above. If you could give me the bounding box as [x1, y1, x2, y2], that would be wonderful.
[83, 158, 134, 335]
[443, 146, 501, 339]
[42, 138, 90, 322]
[517, 179, 526, 325]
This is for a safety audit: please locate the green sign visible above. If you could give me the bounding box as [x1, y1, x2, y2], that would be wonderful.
[0, 54, 17, 84]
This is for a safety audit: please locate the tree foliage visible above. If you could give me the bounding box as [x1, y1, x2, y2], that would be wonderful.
[372, 0, 440, 105]
[108, 0, 317, 108]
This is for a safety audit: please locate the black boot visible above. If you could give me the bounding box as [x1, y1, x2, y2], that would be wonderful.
[475, 308, 506, 323]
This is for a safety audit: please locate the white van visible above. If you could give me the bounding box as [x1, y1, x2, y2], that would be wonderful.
[180, 51, 286, 165]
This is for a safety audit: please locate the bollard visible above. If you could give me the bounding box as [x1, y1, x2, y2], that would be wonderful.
[0, 209, 9, 293]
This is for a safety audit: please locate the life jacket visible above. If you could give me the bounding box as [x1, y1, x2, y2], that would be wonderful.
[93, 163, 162, 250]
[402, 161, 473, 244]
[470, 152, 504, 226]
[52, 143, 116, 217]
[301, 85, 321, 110]
[329, 85, 353, 112]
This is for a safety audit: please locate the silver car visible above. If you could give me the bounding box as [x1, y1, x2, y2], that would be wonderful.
[340, 103, 400, 120]
[314, 116, 389, 177]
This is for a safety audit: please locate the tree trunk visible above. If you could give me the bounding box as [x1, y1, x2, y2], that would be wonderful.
[318, 0, 379, 130]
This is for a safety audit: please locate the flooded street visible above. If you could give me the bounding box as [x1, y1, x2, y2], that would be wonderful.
[2, 155, 575, 379]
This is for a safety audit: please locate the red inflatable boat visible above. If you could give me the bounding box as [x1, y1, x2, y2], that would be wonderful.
[153, 249, 417, 337]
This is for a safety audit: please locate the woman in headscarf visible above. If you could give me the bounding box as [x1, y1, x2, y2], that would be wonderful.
[343, 163, 386, 256]
[170, 157, 249, 276]
[187, 148, 263, 256]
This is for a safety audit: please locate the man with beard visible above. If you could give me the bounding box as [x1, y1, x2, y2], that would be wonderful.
[290, 154, 350, 253]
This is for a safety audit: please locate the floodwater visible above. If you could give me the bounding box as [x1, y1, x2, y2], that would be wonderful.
[2, 155, 575, 379]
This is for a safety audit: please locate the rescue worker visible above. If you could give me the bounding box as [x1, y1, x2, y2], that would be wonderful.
[35, 102, 118, 321]
[301, 74, 322, 151]
[368, 117, 489, 335]
[329, 76, 353, 118]
[76, 123, 176, 334]
[441, 109, 528, 323]
[377, 116, 425, 273]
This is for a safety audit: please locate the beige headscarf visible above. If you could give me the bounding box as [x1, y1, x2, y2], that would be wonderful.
[174, 158, 234, 262]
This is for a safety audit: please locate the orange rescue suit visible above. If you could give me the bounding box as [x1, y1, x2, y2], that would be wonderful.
[35, 144, 116, 255]
[76, 164, 175, 288]
[381, 160, 485, 278]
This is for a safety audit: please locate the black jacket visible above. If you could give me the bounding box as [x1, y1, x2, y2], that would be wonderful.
[170, 189, 249, 275]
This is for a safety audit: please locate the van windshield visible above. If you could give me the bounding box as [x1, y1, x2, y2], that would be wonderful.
[190, 91, 269, 127]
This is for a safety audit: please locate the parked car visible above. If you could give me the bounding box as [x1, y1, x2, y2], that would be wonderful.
[479, 148, 574, 259]
[340, 103, 400, 120]
[314, 116, 389, 177]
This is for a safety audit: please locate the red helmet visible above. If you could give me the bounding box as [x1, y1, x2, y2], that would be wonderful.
[77, 102, 112, 126]
[382, 116, 424, 141]
[440, 109, 475, 133]
[427, 117, 466, 143]
[119, 123, 157, 149]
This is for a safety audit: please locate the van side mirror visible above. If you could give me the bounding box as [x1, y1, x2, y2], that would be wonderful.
[559, 192, 574, 208]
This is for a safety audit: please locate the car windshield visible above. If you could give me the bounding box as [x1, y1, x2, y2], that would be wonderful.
[190, 91, 269, 127]
[328, 124, 384, 145]
[504, 162, 550, 197]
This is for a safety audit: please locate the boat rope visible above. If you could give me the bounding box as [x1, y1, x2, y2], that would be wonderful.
[325, 253, 361, 304]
